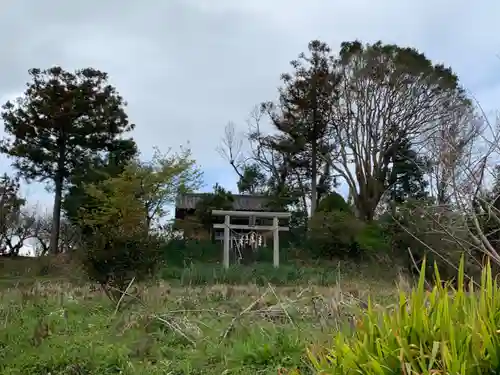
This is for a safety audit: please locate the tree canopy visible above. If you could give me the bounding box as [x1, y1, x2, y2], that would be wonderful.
[221, 39, 473, 222]
[1, 66, 136, 253]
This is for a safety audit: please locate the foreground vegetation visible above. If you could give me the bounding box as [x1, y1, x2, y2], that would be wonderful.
[2, 280, 333, 374]
[3, 257, 500, 374]
[0, 257, 397, 375]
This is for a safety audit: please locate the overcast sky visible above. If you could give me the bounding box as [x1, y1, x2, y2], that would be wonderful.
[1, 0, 500, 213]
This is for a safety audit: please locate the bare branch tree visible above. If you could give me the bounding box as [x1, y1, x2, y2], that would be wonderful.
[325, 41, 471, 221]
[0, 209, 38, 256]
[401, 106, 500, 277]
[426, 106, 483, 205]
[217, 121, 246, 179]
[31, 213, 52, 256]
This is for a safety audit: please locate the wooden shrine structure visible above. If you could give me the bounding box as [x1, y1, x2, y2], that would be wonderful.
[175, 193, 291, 268]
[211, 209, 291, 268]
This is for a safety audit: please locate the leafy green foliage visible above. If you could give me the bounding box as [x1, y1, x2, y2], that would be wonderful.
[237, 164, 267, 194]
[387, 138, 430, 205]
[194, 184, 234, 231]
[309, 190, 390, 259]
[304, 258, 500, 375]
[0, 66, 135, 253]
[76, 167, 163, 301]
[75, 146, 200, 299]
[316, 192, 352, 213]
[63, 138, 138, 228]
[263, 40, 340, 215]
[82, 228, 162, 302]
[0, 174, 24, 214]
[128, 147, 203, 230]
[308, 211, 361, 258]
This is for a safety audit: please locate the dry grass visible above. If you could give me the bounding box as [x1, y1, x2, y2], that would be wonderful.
[0, 255, 408, 374]
[0, 273, 403, 375]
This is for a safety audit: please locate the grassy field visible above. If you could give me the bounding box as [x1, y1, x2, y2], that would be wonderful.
[0, 258, 404, 374]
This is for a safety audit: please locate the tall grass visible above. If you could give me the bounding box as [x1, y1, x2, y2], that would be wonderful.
[304, 257, 500, 374]
[159, 260, 401, 287]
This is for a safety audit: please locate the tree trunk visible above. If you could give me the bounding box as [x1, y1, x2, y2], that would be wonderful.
[310, 139, 318, 217]
[310, 87, 319, 217]
[356, 198, 374, 222]
[354, 175, 386, 222]
[50, 137, 66, 254]
[50, 172, 64, 254]
[356, 191, 378, 222]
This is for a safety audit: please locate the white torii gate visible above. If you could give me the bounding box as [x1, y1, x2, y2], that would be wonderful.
[211, 210, 291, 268]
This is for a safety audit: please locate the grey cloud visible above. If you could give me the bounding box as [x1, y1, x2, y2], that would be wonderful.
[1, 0, 500, 209]
[2, 0, 296, 165]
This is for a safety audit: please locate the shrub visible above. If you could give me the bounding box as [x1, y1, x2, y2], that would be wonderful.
[355, 221, 391, 254]
[75, 171, 163, 302]
[161, 239, 221, 265]
[316, 192, 352, 214]
[160, 239, 292, 266]
[383, 202, 481, 281]
[80, 229, 162, 301]
[308, 211, 362, 258]
[301, 258, 500, 374]
[308, 211, 388, 259]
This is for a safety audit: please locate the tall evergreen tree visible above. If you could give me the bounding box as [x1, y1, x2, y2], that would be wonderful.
[266, 40, 340, 216]
[63, 139, 138, 232]
[387, 139, 430, 205]
[0, 66, 135, 253]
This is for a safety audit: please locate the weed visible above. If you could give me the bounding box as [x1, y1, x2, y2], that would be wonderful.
[0, 268, 393, 374]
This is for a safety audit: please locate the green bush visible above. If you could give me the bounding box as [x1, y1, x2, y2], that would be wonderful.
[317, 192, 352, 214]
[161, 239, 222, 265]
[80, 230, 162, 302]
[74, 168, 166, 302]
[302, 258, 500, 374]
[355, 221, 391, 254]
[308, 211, 389, 259]
[383, 202, 481, 281]
[161, 239, 293, 266]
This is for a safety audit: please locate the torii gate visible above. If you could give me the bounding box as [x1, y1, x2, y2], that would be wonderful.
[211, 209, 291, 268]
